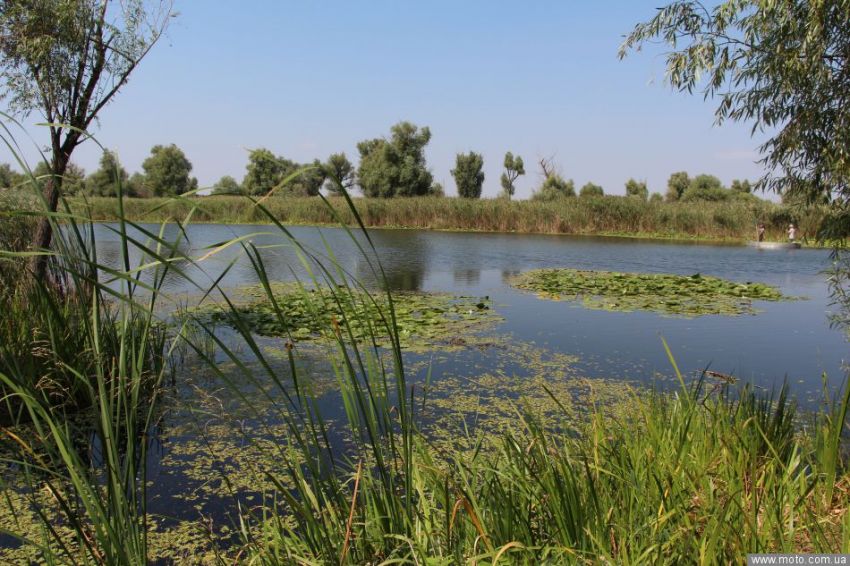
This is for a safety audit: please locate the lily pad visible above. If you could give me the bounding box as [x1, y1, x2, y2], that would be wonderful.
[192, 284, 501, 351]
[510, 268, 795, 316]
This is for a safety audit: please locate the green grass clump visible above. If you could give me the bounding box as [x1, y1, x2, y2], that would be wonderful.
[511, 268, 793, 316]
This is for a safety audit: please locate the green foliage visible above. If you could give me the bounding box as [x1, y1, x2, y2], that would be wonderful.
[666, 171, 690, 202]
[33, 161, 86, 195]
[142, 144, 197, 197]
[357, 121, 433, 198]
[620, 0, 850, 232]
[533, 174, 575, 201]
[0, 163, 23, 189]
[579, 182, 604, 198]
[512, 268, 791, 316]
[731, 179, 752, 193]
[451, 151, 485, 199]
[242, 149, 323, 197]
[323, 152, 355, 195]
[211, 175, 242, 196]
[242, 148, 288, 195]
[86, 151, 131, 197]
[127, 172, 147, 198]
[500, 151, 525, 199]
[430, 182, 445, 197]
[649, 192, 663, 203]
[0, 0, 171, 218]
[625, 178, 648, 200]
[284, 159, 326, 197]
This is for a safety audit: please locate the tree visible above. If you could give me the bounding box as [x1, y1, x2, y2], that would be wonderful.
[620, 1, 850, 235]
[243, 149, 289, 196]
[0, 163, 22, 189]
[500, 152, 525, 199]
[451, 152, 485, 199]
[533, 175, 575, 201]
[86, 151, 129, 197]
[280, 159, 326, 197]
[681, 174, 729, 202]
[323, 153, 355, 195]
[212, 175, 242, 195]
[579, 182, 604, 198]
[33, 161, 86, 195]
[0, 0, 172, 278]
[141, 144, 197, 197]
[649, 192, 664, 203]
[731, 179, 752, 194]
[625, 178, 648, 200]
[357, 121, 433, 198]
[666, 171, 690, 202]
[127, 172, 147, 197]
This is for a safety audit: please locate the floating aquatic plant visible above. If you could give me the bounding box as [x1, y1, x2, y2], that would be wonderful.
[193, 283, 501, 351]
[511, 268, 795, 316]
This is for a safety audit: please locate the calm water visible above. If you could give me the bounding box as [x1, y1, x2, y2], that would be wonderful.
[93, 223, 847, 398]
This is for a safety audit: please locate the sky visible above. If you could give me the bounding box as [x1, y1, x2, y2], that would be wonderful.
[3, 1, 773, 200]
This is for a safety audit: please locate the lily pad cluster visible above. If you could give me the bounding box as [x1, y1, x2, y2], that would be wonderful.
[195, 284, 500, 350]
[510, 268, 791, 316]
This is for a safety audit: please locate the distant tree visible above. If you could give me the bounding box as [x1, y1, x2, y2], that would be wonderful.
[0, 163, 22, 189]
[127, 173, 148, 197]
[533, 175, 575, 201]
[500, 152, 525, 199]
[666, 171, 690, 202]
[579, 182, 604, 198]
[33, 161, 86, 195]
[649, 192, 663, 203]
[243, 149, 291, 196]
[452, 152, 485, 199]
[142, 144, 197, 197]
[323, 153, 355, 195]
[212, 175, 242, 195]
[357, 121, 433, 198]
[625, 178, 648, 200]
[430, 182, 445, 197]
[0, 0, 173, 279]
[731, 179, 752, 193]
[681, 174, 729, 202]
[86, 151, 129, 197]
[283, 159, 326, 197]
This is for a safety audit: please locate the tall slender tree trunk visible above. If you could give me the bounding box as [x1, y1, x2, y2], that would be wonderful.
[30, 155, 68, 283]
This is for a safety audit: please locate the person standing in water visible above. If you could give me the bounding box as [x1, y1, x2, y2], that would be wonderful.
[757, 223, 765, 242]
[787, 223, 797, 242]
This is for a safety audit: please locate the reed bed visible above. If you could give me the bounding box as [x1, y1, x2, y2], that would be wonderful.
[74, 194, 821, 242]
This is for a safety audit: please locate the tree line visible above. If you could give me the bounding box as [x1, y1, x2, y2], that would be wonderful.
[0, 120, 759, 203]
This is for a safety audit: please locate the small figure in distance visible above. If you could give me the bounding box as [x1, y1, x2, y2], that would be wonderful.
[757, 222, 765, 242]
[787, 223, 797, 242]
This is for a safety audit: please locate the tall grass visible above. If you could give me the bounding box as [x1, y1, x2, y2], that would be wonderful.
[0, 125, 194, 563]
[74, 194, 824, 242]
[189, 195, 849, 563]
[0, 136, 847, 564]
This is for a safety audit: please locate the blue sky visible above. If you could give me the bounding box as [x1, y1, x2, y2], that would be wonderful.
[6, 1, 772, 199]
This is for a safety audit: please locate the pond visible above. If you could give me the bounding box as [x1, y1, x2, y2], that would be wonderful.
[94, 222, 846, 398]
[20, 221, 841, 561]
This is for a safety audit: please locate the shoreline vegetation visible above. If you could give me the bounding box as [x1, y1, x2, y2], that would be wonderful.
[71, 194, 826, 244]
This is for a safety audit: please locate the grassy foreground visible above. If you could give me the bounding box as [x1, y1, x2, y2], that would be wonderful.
[73, 194, 821, 242]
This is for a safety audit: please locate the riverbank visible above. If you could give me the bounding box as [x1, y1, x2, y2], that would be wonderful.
[71, 194, 821, 243]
